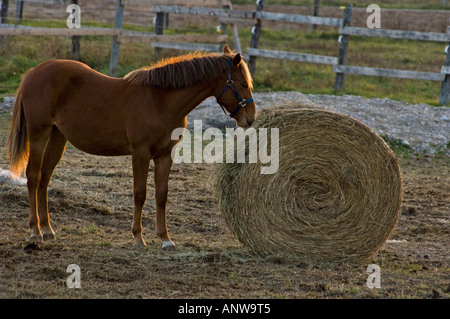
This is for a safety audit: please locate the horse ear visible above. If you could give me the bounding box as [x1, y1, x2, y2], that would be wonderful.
[232, 53, 242, 66]
[223, 44, 232, 54]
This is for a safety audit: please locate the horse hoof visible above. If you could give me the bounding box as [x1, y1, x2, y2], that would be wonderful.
[133, 240, 147, 249]
[162, 241, 175, 251]
[30, 234, 43, 243]
[43, 233, 56, 240]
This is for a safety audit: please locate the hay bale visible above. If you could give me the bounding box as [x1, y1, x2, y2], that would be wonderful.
[215, 105, 402, 264]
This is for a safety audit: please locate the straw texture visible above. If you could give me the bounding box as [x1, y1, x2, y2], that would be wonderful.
[215, 105, 403, 264]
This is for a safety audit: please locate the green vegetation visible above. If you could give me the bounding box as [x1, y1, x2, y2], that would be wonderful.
[242, 28, 446, 105]
[0, 16, 447, 105]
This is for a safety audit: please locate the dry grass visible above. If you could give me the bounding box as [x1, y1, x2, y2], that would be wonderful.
[0, 106, 449, 298]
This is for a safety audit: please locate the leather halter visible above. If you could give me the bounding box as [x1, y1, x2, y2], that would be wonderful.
[216, 59, 254, 119]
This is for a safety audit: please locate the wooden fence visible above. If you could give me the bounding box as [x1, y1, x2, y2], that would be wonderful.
[0, 0, 231, 75]
[1, 1, 450, 104]
[244, 2, 450, 105]
[245, 0, 342, 75]
[333, 10, 450, 105]
[151, 2, 343, 73]
[151, 3, 235, 54]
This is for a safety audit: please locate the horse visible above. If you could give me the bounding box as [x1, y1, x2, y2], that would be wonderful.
[7, 44, 256, 250]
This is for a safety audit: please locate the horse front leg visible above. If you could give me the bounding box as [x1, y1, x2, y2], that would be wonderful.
[131, 147, 151, 248]
[153, 153, 175, 250]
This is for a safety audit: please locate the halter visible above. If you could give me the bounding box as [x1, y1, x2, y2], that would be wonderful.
[216, 59, 254, 119]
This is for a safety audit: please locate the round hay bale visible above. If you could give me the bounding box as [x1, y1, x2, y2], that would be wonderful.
[215, 105, 402, 264]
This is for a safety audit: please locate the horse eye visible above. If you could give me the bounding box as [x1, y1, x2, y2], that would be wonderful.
[242, 83, 249, 89]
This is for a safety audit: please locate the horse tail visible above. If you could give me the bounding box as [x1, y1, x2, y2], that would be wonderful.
[7, 89, 29, 178]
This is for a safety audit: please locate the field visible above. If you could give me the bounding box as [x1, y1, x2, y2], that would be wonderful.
[0, 110, 449, 299]
[0, 0, 449, 301]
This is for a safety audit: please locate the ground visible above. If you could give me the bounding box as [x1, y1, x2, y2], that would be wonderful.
[0, 1, 449, 299]
[0, 108, 448, 298]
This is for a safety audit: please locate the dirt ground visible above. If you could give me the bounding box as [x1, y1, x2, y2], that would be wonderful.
[0, 109, 448, 299]
[0, 0, 449, 301]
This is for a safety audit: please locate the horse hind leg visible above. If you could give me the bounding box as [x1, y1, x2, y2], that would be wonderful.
[38, 126, 67, 240]
[26, 126, 53, 242]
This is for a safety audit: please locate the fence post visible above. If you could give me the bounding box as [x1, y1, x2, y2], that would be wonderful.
[219, 2, 229, 51]
[1, 0, 8, 23]
[154, 11, 165, 57]
[109, 0, 124, 76]
[71, 0, 80, 61]
[227, 2, 242, 54]
[333, 4, 352, 91]
[16, 0, 23, 23]
[439, 42, 450, 105]
[249, 0, 264, 76]
[310, 0, 320, 33]
[0, 0, 8, 48]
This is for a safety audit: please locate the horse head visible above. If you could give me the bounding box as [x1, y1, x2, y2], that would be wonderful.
[215, 45, 257, 128]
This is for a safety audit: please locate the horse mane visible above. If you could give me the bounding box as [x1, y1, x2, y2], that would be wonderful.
[123, 52, 233, 89]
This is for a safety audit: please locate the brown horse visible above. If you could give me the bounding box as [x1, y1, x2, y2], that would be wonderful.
[7, 44, 256, 249]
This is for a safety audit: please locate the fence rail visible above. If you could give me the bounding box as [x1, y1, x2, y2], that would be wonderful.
[256, 11, 342, 27]
[339, 26, 450, 42]
[16, 0, 67, 4]
[333, 65, 446, 82]
[247, 48, 337, 65]
[119, 33, 227, 44]
[151, 41, 221, 52]
[0, 25, 120, 36]
[0, 25, 227, 43]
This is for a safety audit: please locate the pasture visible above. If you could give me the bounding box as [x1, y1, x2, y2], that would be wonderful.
[0, 0, 448, 300]
[1, 1, 449, 105]
[0, 109, 448, 298]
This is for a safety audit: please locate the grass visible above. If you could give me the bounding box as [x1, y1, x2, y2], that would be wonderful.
[241, 29, 446, 105]
[0, 13, 448, 106]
